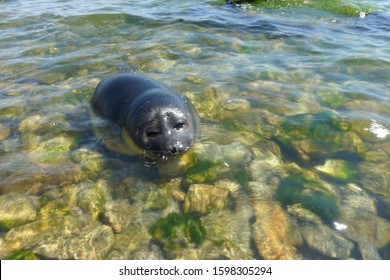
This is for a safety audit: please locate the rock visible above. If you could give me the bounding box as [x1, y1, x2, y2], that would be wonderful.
[220, 142, 253, 167]
[340, 183, 376, 213]
[279, 111, 365, 163]
[149, 212, 206, 259]
[301, 223, 354, 259]
[358, 241, 382, 260]
[358, 162, 390, 197]
[4, 215, 114, 259]
[350, 118, 388, 143]
[340, 207, 390, 248]
[27, 135, 76, 164]
[69, 180, 111, 220]
[187, 240, 253, 260]
[0, 162, 85, 195]
[104, 200, 138, 233]
[71, 147, 107, 174]
[248, 152, 284, 183]
[109, 227, 150, 259]
[251, 201, 296, 259]
[248, 181, 276, 200]
[0, 193, 40, 230]
[192, 142, 223, 163]
[0, 124, 11, 141]
[18, 113, 70, 136]
[276, 175, 340, 224]
[222, 98, 250, 112]
[314, 159, 357, 182]
[286, 204, 323, 225]
[184, 180, 238, 215]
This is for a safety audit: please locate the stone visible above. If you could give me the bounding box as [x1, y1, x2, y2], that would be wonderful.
[69, 180, 111, 220]
[4, 215, 114, 259]
[358, 241, 382, 260]
[301, 223, 354, 259]
[0, 192, 40, 230]
[279, 111, 365, 163]
[248, 152, 284, 183]
[314, 159, 357, 182]
[251, 201, 296, 259]
[183, 181, 237, 215]
[276, 175, 340, 224]
[0, 124, 11, 141]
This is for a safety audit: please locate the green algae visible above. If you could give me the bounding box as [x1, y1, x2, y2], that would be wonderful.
[276, 175, 340, 223]
[218, 0, 384, 16]
[6, 250, 39, 260]
[149, 212, 206, 246]
[279, 111, 365, 162]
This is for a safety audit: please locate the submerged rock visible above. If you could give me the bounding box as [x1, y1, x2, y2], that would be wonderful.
[279, 111, 365, 163]
[27, 135, 76, 164]
[358, 241, 382, 260]
[223, 0, 384, 16]
[0, 124, 11, 141]
[184, 180, 239, 215]
[340, 206, 390, 249]
[248, 152, 284, 183]
[314, 159, 357, 182]
[358, 161, 390, 197]
[149, 212, 206, 259]
[69, 180, 111, 220]
[0, 193, 40, 230]
[301, 223, 354, 259]
[4, 215, 114, 259]
[276, 175, 340, 224]
[251, 201, 296, 259]
[71, 147, 107, 174]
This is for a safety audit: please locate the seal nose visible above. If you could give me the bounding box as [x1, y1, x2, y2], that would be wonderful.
[168, 145, 179, 155]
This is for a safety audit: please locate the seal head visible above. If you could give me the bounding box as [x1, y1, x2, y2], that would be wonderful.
[91, 73, 199, 159]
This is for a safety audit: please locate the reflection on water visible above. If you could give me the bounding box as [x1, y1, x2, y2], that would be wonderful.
[0, 0, 390, 260]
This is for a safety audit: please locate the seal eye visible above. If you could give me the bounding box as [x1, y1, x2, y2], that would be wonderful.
[173, 122, 185, 130]
[146, 131, 160, 137]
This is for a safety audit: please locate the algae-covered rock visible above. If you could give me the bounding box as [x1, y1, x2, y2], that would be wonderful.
[19, 114, 69, 135]
[251, 201, 296, 259]
[27, 135, 76, 164]
[276, 175, 340, 224]
[4, 215, 114, 259]
[149, 212, 206, 259]
[6, 250, 40, 260]
[71, 147, 107, 174]
[184, 180, 239, 215]
[69, 180, 111, 220]
[221, 0, 385, 16]
[0, 192, 40, 230]
[314, 159, 357, 182]
[279, 111, 364, 163]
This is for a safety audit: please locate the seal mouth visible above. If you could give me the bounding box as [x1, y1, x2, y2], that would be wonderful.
[148, 143, 192, 160]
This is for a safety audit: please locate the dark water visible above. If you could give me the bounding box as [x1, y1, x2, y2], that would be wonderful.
[0, 0, 390, 260]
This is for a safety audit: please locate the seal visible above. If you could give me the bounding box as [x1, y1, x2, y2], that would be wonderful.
[91, 73, 200, 160]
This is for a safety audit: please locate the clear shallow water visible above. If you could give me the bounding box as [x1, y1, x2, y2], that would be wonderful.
[0, 0, 390, 259]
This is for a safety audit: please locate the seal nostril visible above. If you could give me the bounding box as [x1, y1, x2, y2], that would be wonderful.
[169, 146, 178, 155]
